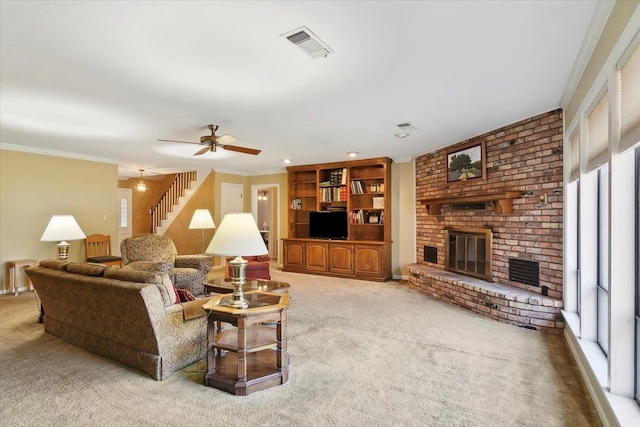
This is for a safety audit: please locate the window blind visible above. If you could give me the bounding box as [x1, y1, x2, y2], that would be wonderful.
[587, 91, 608, 172]
[569, 131, 579, 182]
[620, 43, 640, 153]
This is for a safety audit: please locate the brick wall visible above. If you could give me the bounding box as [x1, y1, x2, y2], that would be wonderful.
[415, 109, 563, 298]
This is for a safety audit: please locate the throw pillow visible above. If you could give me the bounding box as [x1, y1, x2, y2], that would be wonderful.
[176, 288, 196, 302]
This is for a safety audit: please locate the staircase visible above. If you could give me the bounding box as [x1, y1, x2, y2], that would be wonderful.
[150, 171, 205, 235]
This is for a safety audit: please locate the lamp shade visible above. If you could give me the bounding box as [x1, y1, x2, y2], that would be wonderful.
[188, 209, 216, 229]
[205, 213, 267, 256]
[40, 215, 86, 242]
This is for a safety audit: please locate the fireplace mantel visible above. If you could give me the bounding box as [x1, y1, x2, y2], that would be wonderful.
[419, 191, 524, 215]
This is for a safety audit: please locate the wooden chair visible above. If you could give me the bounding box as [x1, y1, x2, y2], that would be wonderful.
[85, 234, 123, 267]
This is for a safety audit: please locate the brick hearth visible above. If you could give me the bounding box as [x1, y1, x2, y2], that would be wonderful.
[408, 264, 564, 332]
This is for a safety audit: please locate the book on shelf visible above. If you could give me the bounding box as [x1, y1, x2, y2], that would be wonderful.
[350, 180, 366, 194]
[329, 168, 347, 185]
[319, 180, 331, 187]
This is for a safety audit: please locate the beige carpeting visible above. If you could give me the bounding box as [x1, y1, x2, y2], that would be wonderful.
[0, 268, 600, 426]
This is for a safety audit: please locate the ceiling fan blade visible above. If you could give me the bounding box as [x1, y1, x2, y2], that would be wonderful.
[158, 138, 199, 145]
[215, 134, 238, 145]
[193, 147, 211, 156]
[223, 145, 261, 155]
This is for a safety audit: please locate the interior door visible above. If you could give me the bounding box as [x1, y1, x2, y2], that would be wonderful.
[116, 188, 133, 256]
[221, 183, 244, 217]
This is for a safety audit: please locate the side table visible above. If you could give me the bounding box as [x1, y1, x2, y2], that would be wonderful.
[7, 259, 38, 296]
[202, 291, 290, 395]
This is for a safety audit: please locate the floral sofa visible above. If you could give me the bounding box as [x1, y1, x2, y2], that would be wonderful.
[26, 259, 209, 380]
[120, 234, 211, 294]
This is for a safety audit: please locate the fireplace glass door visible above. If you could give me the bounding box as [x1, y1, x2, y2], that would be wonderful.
[444, 228, 492, 281]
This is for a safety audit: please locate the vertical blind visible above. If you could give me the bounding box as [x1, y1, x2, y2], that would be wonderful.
[587, 91, 609, 172]
[620, 43, 639, 153]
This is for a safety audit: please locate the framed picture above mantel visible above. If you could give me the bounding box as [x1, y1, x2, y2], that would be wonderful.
[446, 140, 486, 184]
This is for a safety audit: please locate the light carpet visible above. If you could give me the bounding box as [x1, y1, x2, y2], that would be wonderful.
[0, 268, 600, 426]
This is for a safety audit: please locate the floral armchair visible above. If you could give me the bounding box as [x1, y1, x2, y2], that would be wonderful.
[120, 234, 211, 294]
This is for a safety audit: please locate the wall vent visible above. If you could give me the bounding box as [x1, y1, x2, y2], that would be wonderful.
[423, 246, 437, 263]
[282, 26, 334, 58]
[509, 258, 539, 287]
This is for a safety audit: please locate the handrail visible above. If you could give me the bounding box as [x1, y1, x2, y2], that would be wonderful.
[149, 171, 197, 233]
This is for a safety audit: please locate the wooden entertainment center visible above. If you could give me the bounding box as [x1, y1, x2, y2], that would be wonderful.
[282, 157, 391, 281]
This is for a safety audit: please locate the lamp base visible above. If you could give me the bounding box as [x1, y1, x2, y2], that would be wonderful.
[57, 241, 70, 260]
[227, 256, 250, 309]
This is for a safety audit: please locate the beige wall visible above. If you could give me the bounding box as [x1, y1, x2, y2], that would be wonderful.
[391, 160, 416, 278]
[565, 0, 639, 125]
[0, 149, 118, 293]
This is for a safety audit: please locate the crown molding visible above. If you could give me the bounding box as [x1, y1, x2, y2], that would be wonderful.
[560, 1, 615, 108]
[0, 143, 119, 164]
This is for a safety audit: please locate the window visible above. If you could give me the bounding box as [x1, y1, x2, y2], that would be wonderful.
[120, 197, 128, 228]
[597, 164, 609, 355]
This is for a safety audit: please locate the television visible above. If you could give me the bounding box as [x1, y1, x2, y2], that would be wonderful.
[309, 210, 348, 240]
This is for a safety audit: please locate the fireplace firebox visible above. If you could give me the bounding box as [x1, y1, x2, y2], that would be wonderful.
[444, 227, 493, 281]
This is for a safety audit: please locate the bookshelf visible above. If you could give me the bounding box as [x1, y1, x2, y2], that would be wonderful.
[284, 157, 391, 281]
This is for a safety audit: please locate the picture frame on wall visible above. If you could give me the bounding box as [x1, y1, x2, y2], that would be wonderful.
[446, 140, 486, 184]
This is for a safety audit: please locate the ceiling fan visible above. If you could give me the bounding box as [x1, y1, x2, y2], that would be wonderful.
[158, 124, 261, 156]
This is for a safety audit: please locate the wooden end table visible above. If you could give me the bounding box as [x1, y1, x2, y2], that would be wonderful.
[202, 290, 290, 395]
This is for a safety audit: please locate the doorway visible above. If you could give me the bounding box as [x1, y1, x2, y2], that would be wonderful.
[251, 184, 279, 260]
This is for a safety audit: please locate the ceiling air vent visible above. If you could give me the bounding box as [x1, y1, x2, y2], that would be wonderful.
[282, 26, 334, 58]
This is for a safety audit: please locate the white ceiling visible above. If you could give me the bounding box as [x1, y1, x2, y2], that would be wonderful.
[0, 1, 600, 177]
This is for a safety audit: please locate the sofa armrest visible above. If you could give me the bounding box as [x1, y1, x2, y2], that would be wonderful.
[124, 261, 174, 274]
[175, 255, 211, 274]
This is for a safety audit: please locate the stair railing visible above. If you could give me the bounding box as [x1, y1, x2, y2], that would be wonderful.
[149, 171, 197, 233]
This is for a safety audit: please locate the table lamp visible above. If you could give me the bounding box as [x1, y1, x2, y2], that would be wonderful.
[40, 215, 87, 260]
[205, 213, 267, 308]
[188, 209, 216, 253]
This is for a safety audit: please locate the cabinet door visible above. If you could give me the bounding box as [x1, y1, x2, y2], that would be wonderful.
[328, 243, 354, 275]
[354, 244, 383, 276]
[283, 240, 305, 270]
[305, 242, 328, 272]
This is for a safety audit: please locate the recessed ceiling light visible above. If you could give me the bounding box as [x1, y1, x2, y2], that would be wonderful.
[347, 152, 358, 158]
[394, 133, 410, 139]
[283, 159, 291, 164]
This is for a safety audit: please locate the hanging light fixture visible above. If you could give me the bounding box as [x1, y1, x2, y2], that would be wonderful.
[136, 169, 146, 192]
[257, 189, 269, 201]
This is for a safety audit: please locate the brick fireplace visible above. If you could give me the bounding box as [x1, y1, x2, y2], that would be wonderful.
[408, 109, 564, 331]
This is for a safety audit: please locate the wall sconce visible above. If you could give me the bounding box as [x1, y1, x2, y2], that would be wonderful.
[258, 189, 269, 201]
